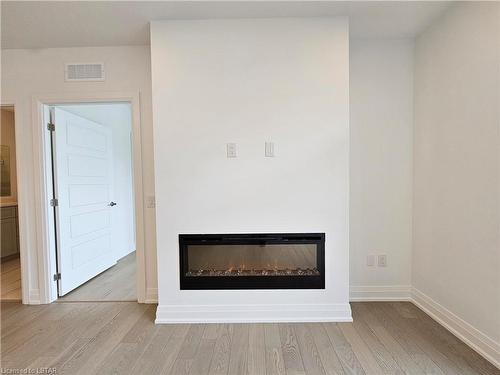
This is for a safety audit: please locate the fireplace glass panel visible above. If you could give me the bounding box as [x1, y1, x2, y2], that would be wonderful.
[186, 244, 319, 277]
[179, 233, 325, 289]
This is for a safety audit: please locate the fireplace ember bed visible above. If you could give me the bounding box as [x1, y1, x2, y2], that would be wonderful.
[179, 233, 325, 290]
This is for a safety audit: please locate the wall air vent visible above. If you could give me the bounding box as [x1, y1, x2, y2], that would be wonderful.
[65, 63, 105, 82]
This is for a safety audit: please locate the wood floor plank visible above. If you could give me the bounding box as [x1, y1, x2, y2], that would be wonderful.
[366, 303, 445, 374]
[399, 302, 499, 375]
[323, 323, 366, 375]
[1, 303, 48, 338]
[133, 324, 189, 375]
[94, 305, 158, 375]
[352, 303, 424, 375]
[387, 302, 489, 375]
[379, 302, 470, 375]
[338, 323, 385, 374]
[46, 337, 93, 372]
[279, 323, 306, 375]
[247, 323, 266, 375]
[78, 302, 126, 339]
[0, 301, 22, 317]
[264, 323, 286, 375]
[228, 324, 249, 375]
[189, 333, 217, 375]
[160, 324, 192, 374]
[0, 257, 21, 301]
[46, 304, 122, 370]
[58, 302, 146, 375]
[208, 324, 233, 375]
[169, 324, 206, 375]
[121, 304, 157, 344]
[350, 304, 404, 374]
[96, 342, 142, 375]
[203, 324, 219, 340]
[307, 323, 345, 375]
[39, 303, 100, 357]
[2, 303, 76, 356]
[2, 303, 93, 367]
[293, 323, 327, 375]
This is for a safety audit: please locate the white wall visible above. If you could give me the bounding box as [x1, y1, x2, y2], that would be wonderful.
[349, 39, 414, 299]
[1, 46, 157, 303]
[151, 18, 351, 322]
[414, 0, 499, 354]
[61, 103, 135, 260]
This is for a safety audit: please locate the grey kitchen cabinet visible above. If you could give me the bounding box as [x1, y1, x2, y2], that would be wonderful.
[1, 205, 19, 258]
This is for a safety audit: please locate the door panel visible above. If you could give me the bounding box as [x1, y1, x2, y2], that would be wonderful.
[53, 108, 116, 296]
[68, 184, 108, 206]
[67, 155, 107, 177]
[69, 210, 110, 238]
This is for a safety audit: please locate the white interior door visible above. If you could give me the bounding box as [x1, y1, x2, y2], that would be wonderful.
[52, 107, 117, 296]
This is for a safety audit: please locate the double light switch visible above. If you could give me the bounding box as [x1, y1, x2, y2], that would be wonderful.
[226, 142, 275, 158]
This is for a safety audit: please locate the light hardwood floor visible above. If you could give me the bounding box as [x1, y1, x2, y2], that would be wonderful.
[1, 301, 498, 374]
[59, 252, 136, 302]
[1, 256, 21, 301]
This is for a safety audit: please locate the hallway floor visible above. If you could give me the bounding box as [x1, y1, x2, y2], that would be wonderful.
[1, 256, 21, 301]
[59, 252, 136, 302]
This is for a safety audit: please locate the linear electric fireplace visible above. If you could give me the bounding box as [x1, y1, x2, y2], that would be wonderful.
[179, 233, 325, 290]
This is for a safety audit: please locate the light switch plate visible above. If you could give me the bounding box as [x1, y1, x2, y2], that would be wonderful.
[378, 254, 387, 267]
[367, 254, 375, 267]
[265, 141, 275, 157]
[227, 143, 237, 158]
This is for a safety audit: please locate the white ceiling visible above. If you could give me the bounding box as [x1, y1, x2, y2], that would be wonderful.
[1, 1, 452, 49]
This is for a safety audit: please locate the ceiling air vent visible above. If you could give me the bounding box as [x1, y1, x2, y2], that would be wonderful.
[65, 63, 105, 82]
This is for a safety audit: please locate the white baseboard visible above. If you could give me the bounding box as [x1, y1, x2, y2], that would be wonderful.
[155, 303, 352, 324]
[411, 288, 500, 369]
[350, 285, 412, 301]
[28, 289, 41, 304]
[144, 288, 158, 304]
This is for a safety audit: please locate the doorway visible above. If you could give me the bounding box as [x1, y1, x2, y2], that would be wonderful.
[0, 105, 21, 301]
[46, 103, 137, 302]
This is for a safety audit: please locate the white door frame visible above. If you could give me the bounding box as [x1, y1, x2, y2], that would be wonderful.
[0, 101, 29, 303]
[31, 91, 147, 303]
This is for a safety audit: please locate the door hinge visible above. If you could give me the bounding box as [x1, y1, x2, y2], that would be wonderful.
[47, 123, 55, 131]
[53, 273, 61, 281]
[50, 198, 58, 207]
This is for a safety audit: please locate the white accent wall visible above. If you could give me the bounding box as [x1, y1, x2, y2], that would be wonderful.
[349, 39, 414, 300]
[414, 0, 500, 360]
[151, 18, 351, 322]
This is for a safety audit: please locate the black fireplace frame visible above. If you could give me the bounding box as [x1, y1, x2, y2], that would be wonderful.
[179, 233, 325, 290]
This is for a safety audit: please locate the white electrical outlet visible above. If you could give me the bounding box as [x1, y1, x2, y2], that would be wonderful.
[366, 255, 376, 267]
[265, 141, 275, 157]
[378, 254, 387, 267]
[226, 143, 237, 158]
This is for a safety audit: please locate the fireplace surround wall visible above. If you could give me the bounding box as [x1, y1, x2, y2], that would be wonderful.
[179, 233, 325, 290]
[151, 17, 350, 323]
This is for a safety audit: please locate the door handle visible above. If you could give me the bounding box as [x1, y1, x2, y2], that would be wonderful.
[109, 202, 117, 207]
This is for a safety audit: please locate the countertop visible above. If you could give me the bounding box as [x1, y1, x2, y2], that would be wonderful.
[0, 202, 18, 208]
